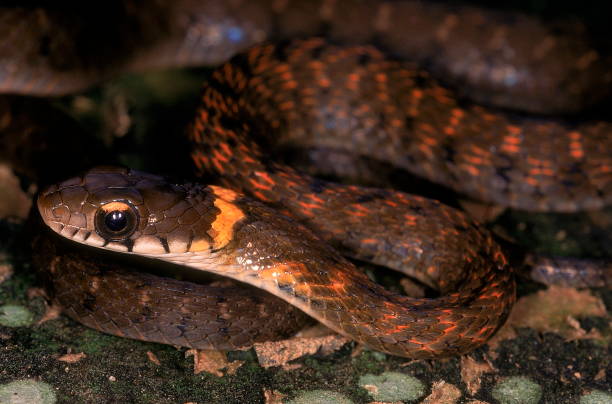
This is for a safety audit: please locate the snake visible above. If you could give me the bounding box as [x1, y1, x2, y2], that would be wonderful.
[7, 2, 609, 358]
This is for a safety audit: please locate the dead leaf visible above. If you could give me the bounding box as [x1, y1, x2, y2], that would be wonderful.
[465, 401, 491, 404]
[362, 384, 378, 395]
[57, 352, 86, 363]
[263, 389, 286, 404]
[460, 356, 495, 395]
[36, 303, 62, 325]
[147, 351, 161, 366]
[488, 286, 607, 352]
[254, 334, 350, 368]
[26, 287, 48, 300]
[0, 262, 12, 285]
[185, 349, 244, 376]
[0, 163, 31, 220]
[421, 380, 461, 404]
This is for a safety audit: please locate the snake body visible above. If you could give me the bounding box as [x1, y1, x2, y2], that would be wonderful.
[38, 167, 513, 359]
[18, 3, 611, 358]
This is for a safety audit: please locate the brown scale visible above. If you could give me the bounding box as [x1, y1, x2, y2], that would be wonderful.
[32, 233, 312, 350]
[0, 1, 610, 113]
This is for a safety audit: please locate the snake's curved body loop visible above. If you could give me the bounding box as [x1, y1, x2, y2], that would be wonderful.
[38, 167, 514, 358]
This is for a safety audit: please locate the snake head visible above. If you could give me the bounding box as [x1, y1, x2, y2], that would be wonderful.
[37, 166, 219, 256]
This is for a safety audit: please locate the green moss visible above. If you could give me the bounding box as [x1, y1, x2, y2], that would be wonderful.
[0, 305, 34, 327]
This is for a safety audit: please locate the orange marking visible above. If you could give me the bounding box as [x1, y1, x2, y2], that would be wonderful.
[318, 78, 331, 87]
[506, 125, 521, 135]
[213, 149, 229, 163]
[249, 178, 272, 191]
[462, 165, 480, 176]
[599, 164, 612, 173]
[298, 201, 321, 212]
[403, 214, 418, 225]
[209, 185, 240, 202]
[307, 193, 325, 204]
[283, 80, 298, 90]
[207, 186, 246, 249]
[100, 201, 130, 214]
[568, 131, 582, 140]
[423, 136, 437, 146]
[219, 142, 232, 156]
[375, 73, 387, 83]
[255, 171, 275, 185]
[279, 100, 295, 110]
[451, 108, 465, 118]
[504, 136, 522, 145]
[189, 239, 211, 252]
[501, 144, 520, 154]
[191, 152, 203, 170]
[252, 190, 271, 202]
[464, 155, 484, 165]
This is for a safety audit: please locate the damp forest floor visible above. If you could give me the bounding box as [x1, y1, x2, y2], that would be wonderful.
[2, 1, 612, 400]
[0, 213, 610, 404]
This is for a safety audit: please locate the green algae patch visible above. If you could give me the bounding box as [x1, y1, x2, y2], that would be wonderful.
[359, 371, 425, 402]
[287, 389, 354, 404]
[581, 390, 612, 404]
[492, 376, 542, 404]
[0, 380, 57, 404]
[0, 304, 34, 327]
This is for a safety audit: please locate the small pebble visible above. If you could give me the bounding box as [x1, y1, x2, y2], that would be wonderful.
[359, 371, 425, 402]
[0, 305, 34, 327]
[492, 376, 542, 404]
[0, 380, 56, 404]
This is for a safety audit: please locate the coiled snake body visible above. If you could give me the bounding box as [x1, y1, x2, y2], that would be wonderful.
[27, 4, 612, 359]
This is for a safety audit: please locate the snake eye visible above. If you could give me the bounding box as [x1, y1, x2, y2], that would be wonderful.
[95, 201, 138, 240]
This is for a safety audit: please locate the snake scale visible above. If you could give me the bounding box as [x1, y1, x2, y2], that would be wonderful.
[5, 1, 608, 358]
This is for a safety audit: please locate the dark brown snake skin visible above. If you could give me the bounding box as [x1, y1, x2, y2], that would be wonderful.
[38, 167, 513, 358]
[9, 2, 609, 357]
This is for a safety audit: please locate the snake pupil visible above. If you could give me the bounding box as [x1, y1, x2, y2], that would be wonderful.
[94, 201, 138, 240]
[105, 211, 128, 232]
